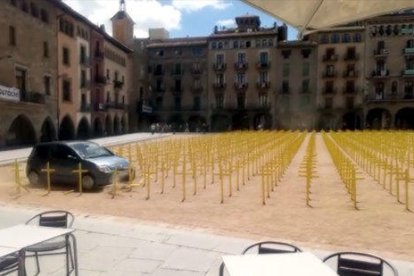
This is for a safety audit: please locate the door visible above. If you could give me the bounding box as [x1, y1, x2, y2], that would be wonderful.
[49, 144, 79, 185]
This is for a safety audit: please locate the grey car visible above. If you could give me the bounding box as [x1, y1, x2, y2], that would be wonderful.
[26, 141, 134, 190]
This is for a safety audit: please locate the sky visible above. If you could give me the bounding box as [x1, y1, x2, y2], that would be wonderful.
[62, 0, 298, 40]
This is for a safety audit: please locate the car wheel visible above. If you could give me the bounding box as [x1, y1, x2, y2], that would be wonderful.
[28, 171, 40, 186]
[82, 175, 95, 191]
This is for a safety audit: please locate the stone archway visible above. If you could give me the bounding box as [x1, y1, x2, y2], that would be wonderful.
[168, 115, 185, 132]
[342, 112, 361, 130]
[77, 117, 90, 139]
[253, 113, 272, 130]
[395, 108, 414, 129]
[105, 115, 112, 135]
[318, 113, 336, 131]
[121, 115, 127, 134]
[232, 113, 249, 130]
[93, 118, 104, 137]
[188, 115, 206, 132]
[210, 114, 230, 132]
[40, 117, 57, 142]
[6, 114, 36, 147]
[366, 108, 391, 130]
[59, 115, 75, 140]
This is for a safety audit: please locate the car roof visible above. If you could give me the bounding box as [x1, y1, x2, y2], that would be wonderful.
[34, 140, 99, 148]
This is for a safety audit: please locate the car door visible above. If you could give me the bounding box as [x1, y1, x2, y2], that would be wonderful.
[49, 144, 79, 185]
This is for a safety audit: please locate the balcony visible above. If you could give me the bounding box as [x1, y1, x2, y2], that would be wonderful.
[113, 80, 124, 90]
[171, 86, 182, 95]
[256, 81, 270, 90]
[94, 102, 107, 111]
[344, 53, 359, 61]
[171, 69, 184, 76]
[371, 69, 389, 78]
[256, 61, 270, 69]
[79, 56, 90, 67]
[403, 48, 414, 56]
[191, 67, 202, 75]
[373, 48, 389, 58]
[280, 87, 290, 94]
[234, 62, 248, 71]
[94, 75, 107, 85]
[80, 80, 90, 89]
[343, 70, 359, 78]
[213, 63, 226, 71]
[153, 69, 165, 76]
[80, 103, 91, 112]
[402, 69, 414, 77]
[213, 82, 226, 90]
[322, 87, 337, 95]
[322, 54, 338, 62]
[20, 91, 45, 104]
[192, 85, 203, 94]
[106, 102, 127, 110]
[322, 70, 337, 78]
[234, 82, 248, 91]
[343, 86, 358, 95]
[155, 86, 165, 93]
[94, 50, 104, 59]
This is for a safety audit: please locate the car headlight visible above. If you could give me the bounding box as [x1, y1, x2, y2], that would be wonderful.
[98, 165, 113, 173]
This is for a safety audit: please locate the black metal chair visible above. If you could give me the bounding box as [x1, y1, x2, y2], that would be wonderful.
[25, 210, 75, 276]
[0, 253, 20, 276]
[323, 251, 398, 276]
[219, 241, 302, 275]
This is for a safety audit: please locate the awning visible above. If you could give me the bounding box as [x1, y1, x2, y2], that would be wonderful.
[241, 0, 414, 35]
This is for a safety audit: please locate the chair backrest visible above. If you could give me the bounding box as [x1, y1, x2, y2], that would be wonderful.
[242, 241, 302, 255]
[26, 210, 74, 228]
[323, 252, 398, 276]
[220, 241, 302, 276]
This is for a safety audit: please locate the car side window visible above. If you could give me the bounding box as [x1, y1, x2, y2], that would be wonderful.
[34, 146, 49, 161]
[51, 145, 77, 160]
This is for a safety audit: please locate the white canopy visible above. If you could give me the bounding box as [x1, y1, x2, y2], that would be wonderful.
[241, 0, 414, 34]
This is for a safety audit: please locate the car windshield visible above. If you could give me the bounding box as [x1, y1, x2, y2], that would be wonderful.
[71, 143, 113, 159]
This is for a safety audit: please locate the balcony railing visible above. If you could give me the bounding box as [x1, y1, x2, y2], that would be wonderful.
[371, 69, 390, 78]
[153, 69, 165, 76]
[256, 61, 270, 69]
[191, 67, 202, 74]
[113, 80, 124, 90]
[322, 71, 337, 78]
[94, 75, 107, 84]
[80, 104, 91, 112]
[106, 102, 127, 110]
[373, 48, 389, 57]
[343, 70, 359, 78]
[80, 80, 90, 89]
[234, 62, 248, 71]
[79, 56, 90, 66]
[344, 53, 359, 61]
[280, 87, 290, 94]
[171, 69, 184, 76]
[322, 87, 337, 95]
[322, 54, 338, 62]
[343, 86, 358, 94]
[256, 81, 270, 89]
[94, 50, 104, 59]
[94, 102, 107, 111]
[234, 82, 248, 90]
[402, 69, 414, 77]
[403, 48, 414, 55]
[213, 63, 226, 71]
[213, 82, 226, 89]
[20, 91, 46, 104]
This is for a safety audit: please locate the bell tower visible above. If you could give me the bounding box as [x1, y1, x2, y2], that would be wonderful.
[111, 0, 134, 46]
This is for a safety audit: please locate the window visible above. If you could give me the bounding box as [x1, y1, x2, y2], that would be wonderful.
[174, 97, 181, 111]
[331, 33, 340, 43]
[404, 81, 414, 99]
[21, 0, 28, 12]
[281, 50, 291, 59]
[246, 41, 251, 48]
[193, 96, 201, 111]
[302, 79, 310, 93]
[106, 69, 110, 80]
[354, 33, 362, 42]
[80, 45, 87, 64]
[325, 98, 333, 109]
[30, 2, 38, 17]
[283, 63, 289, 77]
[156, 96, 163, 109]
[81, 70, 87, 88]
[174, 49, 182, 56]
[44, 76, 51, 95]
[302, 63, 310, 76]
[342, 33, 351, 43]
[63, 47, 70, 65]
[174, 63, 181, 75]
[40, 9, 49, 23]
[192, 47, 203, 56]
[156, 50, 164, 56]
[256, 39, 261, 47]
[233, 41, 239, 48]
[62, 79, 71, 101]
[216, 73, 224, 85]
[215, 94, 224, 109]
[259, 71, 268, 83]
[282, 80, 289, 94]
[259, 52, 268, 63]
[15, 68, 27, 92]
[212, 42, 217, 49]
[391, 81, 398, 95]
[301, 49, 311, 58]
[320, 34, 329, 44]
[259, 94, 268, 107]
[106, 91, 110, 103]
[10, 0, 17, 6]
[345, 97, 354, 109]
[9, 26, 16, 46]
[237, 52, 246, 63]
[236, 73, 246, 84]
[43, 41, 49, 58]
[346, 47, 356, 59]
[216, 54, 224, 64]
[218, 42, 223, 49]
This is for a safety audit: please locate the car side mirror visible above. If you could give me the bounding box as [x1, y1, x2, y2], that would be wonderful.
[67, 154, 78, 161]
